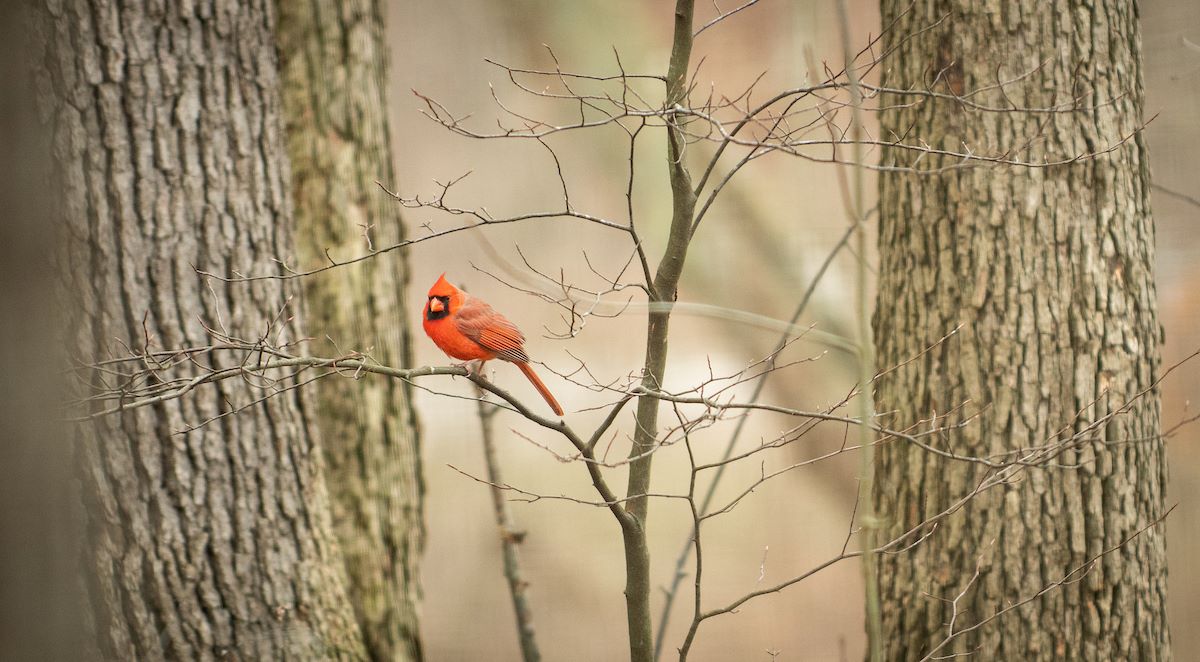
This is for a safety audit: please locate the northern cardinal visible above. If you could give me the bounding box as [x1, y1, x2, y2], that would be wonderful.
[422, 273, 564, 417]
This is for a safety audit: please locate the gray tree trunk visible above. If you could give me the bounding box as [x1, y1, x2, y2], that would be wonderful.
[36, 1, 367, 659]
[276, 2, 425, 660]
[872, 1, 1169, 660]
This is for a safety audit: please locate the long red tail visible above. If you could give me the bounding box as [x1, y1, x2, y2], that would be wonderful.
[515, 361, 564, 416]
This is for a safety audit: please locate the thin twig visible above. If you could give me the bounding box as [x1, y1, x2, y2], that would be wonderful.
[474, 387, 542, 662]
[1152, 182, 1200, 209]
[693, 0, 764, 37]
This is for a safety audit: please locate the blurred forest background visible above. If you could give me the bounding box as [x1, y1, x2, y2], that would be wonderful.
[4, 1, 1195, 661]
[386, 1, 1199, 660]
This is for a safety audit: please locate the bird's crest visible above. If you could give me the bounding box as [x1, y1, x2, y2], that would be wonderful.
[427, 272, 459, 298]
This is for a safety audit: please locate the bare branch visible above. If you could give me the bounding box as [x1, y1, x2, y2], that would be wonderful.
[693, 0, 764, 38]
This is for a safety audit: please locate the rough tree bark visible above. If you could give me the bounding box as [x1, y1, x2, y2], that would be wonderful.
[37, 2, 367, 659]
[872, 1, 1169, 660]
[276, 2, 425, 660]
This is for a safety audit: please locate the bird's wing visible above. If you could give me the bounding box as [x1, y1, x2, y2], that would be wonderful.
[454, 296, 530, 363]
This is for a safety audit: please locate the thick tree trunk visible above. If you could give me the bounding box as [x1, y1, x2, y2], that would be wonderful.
[37, 2, 367, 659]
[872, 1, 1169, 660]
[276, 2, 425, 660]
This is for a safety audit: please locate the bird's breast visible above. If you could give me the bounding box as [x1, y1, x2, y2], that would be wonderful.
[423, 318, 495, 361]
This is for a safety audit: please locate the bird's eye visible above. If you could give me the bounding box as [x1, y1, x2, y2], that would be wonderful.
[426, 296, 450, 319]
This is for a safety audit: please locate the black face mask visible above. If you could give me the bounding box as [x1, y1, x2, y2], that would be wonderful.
[426, 296, 451, 320]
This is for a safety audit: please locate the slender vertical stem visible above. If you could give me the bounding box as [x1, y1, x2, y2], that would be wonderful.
[833, 1, 882, 660]
[676, 426, 703, 662]
[653, 223, 857, 661]
[475, 390, 542, 662]
[624, 2, 696, 661]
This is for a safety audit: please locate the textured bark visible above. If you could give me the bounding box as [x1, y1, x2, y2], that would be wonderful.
[36, 1, 367, 659]
[872, 1, 1169, 660]
[275, 2, 425, 660]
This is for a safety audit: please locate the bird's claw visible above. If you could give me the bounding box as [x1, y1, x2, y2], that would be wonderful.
[454, 359, 486, 378]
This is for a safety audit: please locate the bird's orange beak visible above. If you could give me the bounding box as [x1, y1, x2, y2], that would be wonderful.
[428, 298, 444, 313]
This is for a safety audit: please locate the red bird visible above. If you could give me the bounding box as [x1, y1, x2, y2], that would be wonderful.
[422, 273, 564, 417]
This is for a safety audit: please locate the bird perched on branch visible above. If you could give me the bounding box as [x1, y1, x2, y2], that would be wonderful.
[422, 273, 564, 417]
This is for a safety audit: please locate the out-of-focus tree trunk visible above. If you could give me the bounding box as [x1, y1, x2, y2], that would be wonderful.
[276, 2, 425, 660]
[0, 4, 82, 661]
[36, 1, 367, 659]
[872, 1, 1169, 660]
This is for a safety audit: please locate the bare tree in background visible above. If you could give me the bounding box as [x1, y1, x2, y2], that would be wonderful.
[276, 2, 425, 660]
[872, 1, 1170, 660]
[38, 2, 366, 658]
